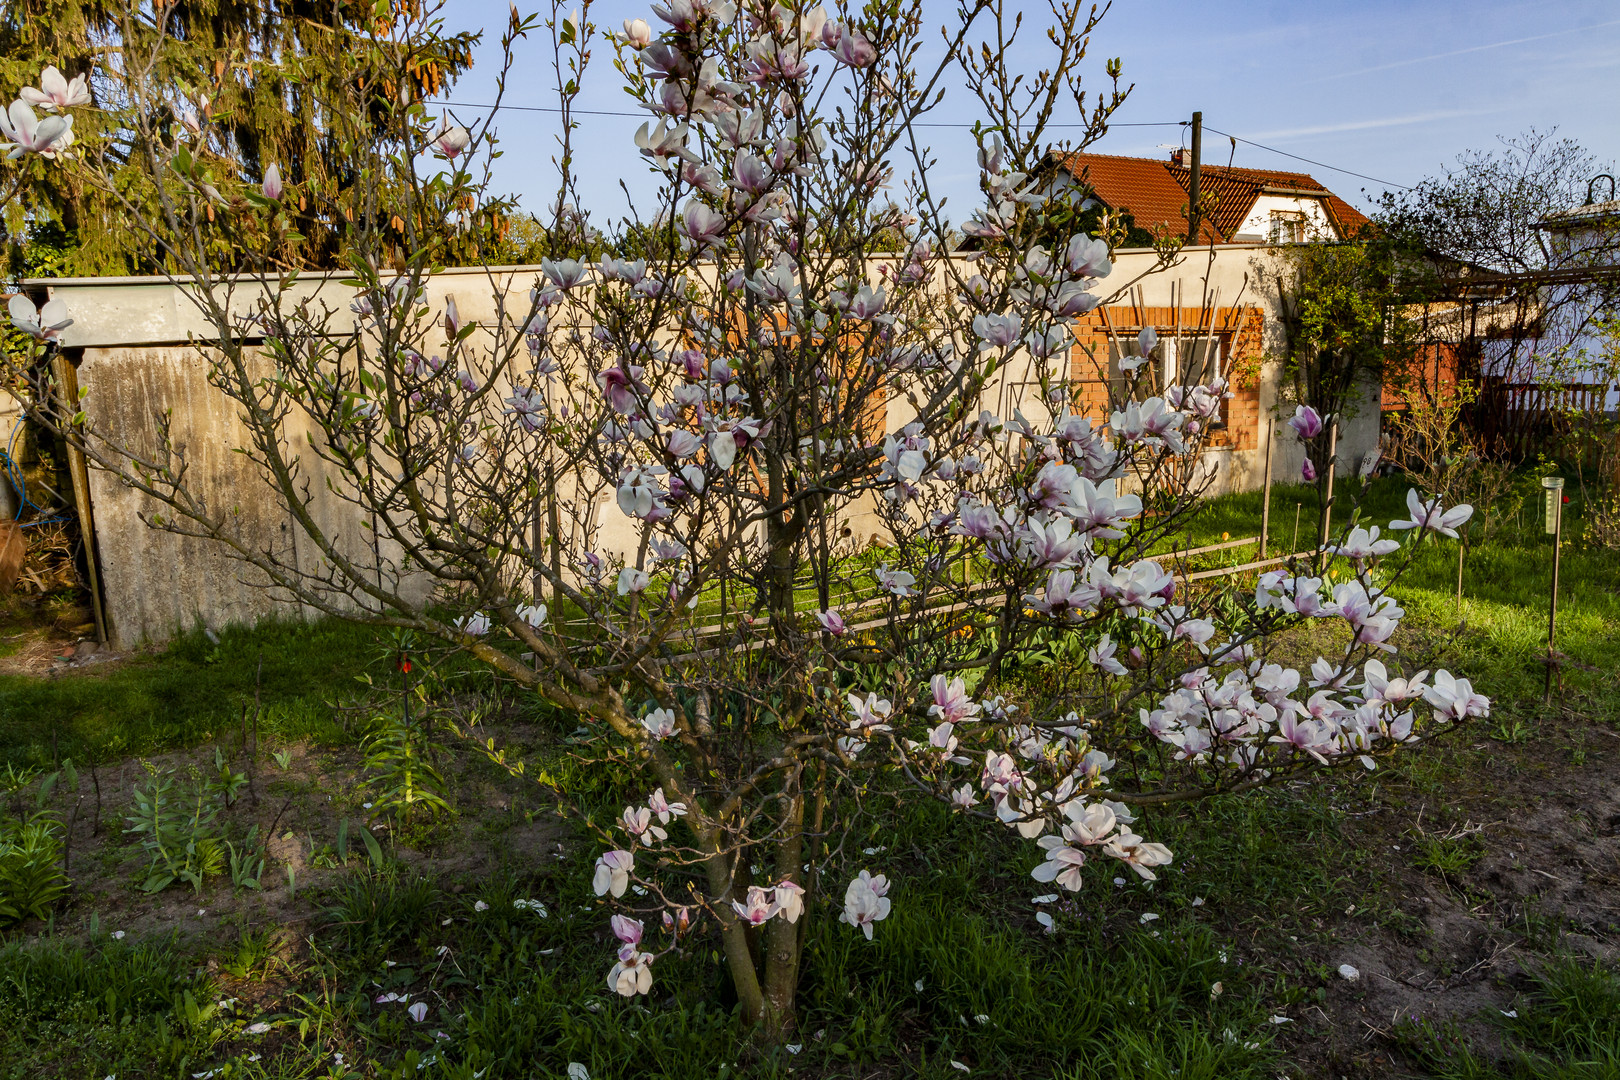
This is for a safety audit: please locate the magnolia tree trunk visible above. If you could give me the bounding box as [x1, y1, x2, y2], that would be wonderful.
[1, 0, 1493, 1039]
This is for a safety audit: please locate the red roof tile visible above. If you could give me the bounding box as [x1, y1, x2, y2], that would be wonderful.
[1049, 152, 1371, 242]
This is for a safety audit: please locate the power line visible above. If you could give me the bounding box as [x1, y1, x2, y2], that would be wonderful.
[425, 99, 1181, 129]
[1203, 125, 1410, 190]
[425, 99, 1407, 190]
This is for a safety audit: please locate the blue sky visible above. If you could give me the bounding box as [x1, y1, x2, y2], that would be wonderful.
[438, 0, 1620, 225]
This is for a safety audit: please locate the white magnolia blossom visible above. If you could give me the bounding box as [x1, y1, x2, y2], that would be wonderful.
[0, 99, 74, 158]
[19, 66, 92, 111]
[839, 871, 891, 939]
[7, 295, 72, 341]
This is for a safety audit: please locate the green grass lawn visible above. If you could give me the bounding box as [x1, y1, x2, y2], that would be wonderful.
[0, 618, 381, 767]
[1172, 476, 1620, 718]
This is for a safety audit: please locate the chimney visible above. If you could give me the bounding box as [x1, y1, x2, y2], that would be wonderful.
[1170, 147, 1190, 168]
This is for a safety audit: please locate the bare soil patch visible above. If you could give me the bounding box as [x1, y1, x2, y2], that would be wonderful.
[1271, 714, 1619, 1077]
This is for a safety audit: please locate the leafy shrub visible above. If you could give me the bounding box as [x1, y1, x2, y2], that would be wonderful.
[123, 766, 225, 894]
[0, 814, 68, 925]
[360, 708, 450, 823]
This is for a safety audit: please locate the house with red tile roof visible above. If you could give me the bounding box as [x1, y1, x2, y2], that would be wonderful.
[1045, 150, 1371, 246]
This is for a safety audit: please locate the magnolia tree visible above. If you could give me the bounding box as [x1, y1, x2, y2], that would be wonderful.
[3, 0, 1489, 1035]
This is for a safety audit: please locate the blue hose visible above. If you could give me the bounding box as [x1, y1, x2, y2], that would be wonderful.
[2, 416, 76, 528]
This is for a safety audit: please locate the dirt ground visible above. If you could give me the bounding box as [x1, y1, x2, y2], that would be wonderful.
[11, 726, 566, 960]
[1272, 714, 1619, 1076]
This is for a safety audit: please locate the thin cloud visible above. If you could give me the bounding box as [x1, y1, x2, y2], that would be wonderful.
[1304, 20, 1620, 83]
[1246, 109, 1497, 142]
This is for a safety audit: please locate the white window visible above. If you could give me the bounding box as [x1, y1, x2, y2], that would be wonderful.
[1270, 211, 1306, 244]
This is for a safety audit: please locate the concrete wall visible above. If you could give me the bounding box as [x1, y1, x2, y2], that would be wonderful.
[75, 345, 437, 647]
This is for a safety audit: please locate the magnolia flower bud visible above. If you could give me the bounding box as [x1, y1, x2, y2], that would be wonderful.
[261, 162, 283, 201]
[622, 18, 653, 48]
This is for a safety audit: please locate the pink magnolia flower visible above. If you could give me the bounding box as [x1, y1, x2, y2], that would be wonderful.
[611, 914, 643, 946]
[19, 67, 91, 111]
[429, 119, 471, 159]
[929, 675, 979, 724]
[648, 786, 687, 823]
[621, 17, 653, 47]
[773, 880, 806, 923]
[731, 885, 777, 927]
[1088, 634, 1127, 676]
[846, 691, 893, 732]
[1018, 517, 1085, 569]
[1106, 831, 1174, 880]
[621, 805, 667, 844]
[1422, 669, 1490, 722]
[874, 564, 916, 597]
[608, 948, 654, 996]
[1360, 658, 1428, 707]
[1269, 714, 1335, 764]
[833, 31, 877, 67]
[667, 429, 704, 458]
[261, 162, 284, 200]
[0, 100, 73, 159]
[542, 257, 589, 289]
[1050, 282, 1099, 317]
[7, 295, 72, 341]
[1301, 457, 1317, 483]
[972, 312, 1021, 350]
[1031, 838, 1088, 891]
[816, 609, 847, 635]
[680, 200, 726, 248]
[641, 707, 678, 740]
[597, 364, 650, 414]
[1065, 234, 1112, 278]
[1328, 526, 1400, 563]
[592, 850, 635, 897]
[1288, 404, 1325, 441]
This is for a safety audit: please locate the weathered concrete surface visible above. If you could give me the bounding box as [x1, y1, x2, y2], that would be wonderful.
[78, 346, 298, 646]
[77, 346, 430, 648]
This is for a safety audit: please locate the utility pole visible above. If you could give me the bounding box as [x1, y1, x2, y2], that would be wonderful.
[1186, 110, 1203, 245]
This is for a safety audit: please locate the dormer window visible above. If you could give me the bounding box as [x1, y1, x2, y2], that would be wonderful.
[1270, 210, 1307, 244]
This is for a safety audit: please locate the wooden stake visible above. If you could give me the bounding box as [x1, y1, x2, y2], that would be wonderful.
[1259, 420, 1274, 557]
[1317, 420, 1338, 548]
[1292, 502, 1301, 553]
[1546, 495, 1563, 701]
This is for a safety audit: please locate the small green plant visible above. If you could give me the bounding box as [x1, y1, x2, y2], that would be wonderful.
[124, 766, 226, 894]
[359, 710, 450, 823]
[0, 813, 70, 924]
[220, 927, 277, 980]
[208, 746, 249, 805]
[226, 825, 265, 891]
[1411, 830, 1485, 882]
[1491, 716, 1534, 744]
[0, 764, 42, 818]
[271, 749, 293, 771]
